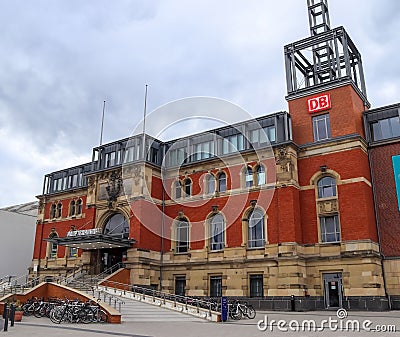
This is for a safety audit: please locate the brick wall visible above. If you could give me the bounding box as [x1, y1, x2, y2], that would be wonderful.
[370, 143, 400, 256]
[288, 85, 366, 145]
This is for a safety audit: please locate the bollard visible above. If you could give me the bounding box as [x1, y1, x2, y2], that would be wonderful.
[290, 295, 295, 311]
[10, 304, 15, 327]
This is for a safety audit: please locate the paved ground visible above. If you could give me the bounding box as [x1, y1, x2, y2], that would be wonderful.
[1, 310, 400, 336]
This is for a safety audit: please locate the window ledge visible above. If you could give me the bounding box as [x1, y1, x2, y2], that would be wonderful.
[319, 241, 341, 246]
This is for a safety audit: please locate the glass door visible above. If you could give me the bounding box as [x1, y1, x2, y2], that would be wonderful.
[323, 273, 343, 309]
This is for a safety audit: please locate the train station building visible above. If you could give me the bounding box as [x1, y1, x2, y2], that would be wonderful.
[29, 0, 400, 310]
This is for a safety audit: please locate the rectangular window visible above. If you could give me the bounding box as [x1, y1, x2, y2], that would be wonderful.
[69, 247, 78, 258]
[194, 141, 214, 161]
[209, 276, 222, 297]
[371, 116, 400, 141]
[176, 221, 189, 253]
[49, 243, 57, 259]
[250, 126, 276, 146]
[150, 147, 158, 163]
[250, 274, 264, 298]
[124, 146, 135, 163]
[169, 148, 187, 166]
[320, 215, 340, 243]
[312, 114, 331, 141]
[222, 134, 244, 154]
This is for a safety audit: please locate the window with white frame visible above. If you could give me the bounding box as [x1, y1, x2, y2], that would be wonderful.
[69, 200, 76, 216]
[248, 209, 265, 248]
[320, 215, 340, 243]
[312, 114, 331, 141]
[256, 165, 266, 186]
[124, 146, 135, 163]
[210, 213, 224, 251]
[317, 176, 336, 198]
[250, 126, 276, 145]
[76, 199, 82, 215]
[175, 219, 189, 253]
[174, 180, 182, 199]
[371, 116, 400, 141]
[194, 141, 214, 161]
[218, 172, 226, 192]
[169, 147, 187, 166]
[56, 203, 62, 218]
[206, 174, 216, 194]
[48, 232, 58, 259]
[50, 204, 56, 218]
[245, 166, 253, 188]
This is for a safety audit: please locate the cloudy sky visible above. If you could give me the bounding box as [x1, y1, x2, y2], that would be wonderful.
[0, 0, 399, 207]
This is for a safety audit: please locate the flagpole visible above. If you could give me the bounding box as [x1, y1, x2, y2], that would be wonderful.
[99, 100, 106, 146]
[142, 85, 148, 160]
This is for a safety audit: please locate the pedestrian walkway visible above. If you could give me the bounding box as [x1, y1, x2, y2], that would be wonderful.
[2, 310, 400, 337]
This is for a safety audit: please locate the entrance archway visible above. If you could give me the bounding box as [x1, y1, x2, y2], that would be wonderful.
[100, 213, 130, 273]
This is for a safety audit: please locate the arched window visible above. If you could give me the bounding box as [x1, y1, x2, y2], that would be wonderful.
[50, 204, 56, 218]
[245, 166, 253, 188]
[210, 213, 224, 251]
[56, 202, 62, 218]
[69, 200, 76, 216]
[206, 174, 216, 195]
[248, 209, 265, 248]
[317, 176, 336, 198]
[48, 232, 58, 259]
[218, 172, 226, 193]
[76, 199, 82, 215]
[103, 213, 129, 239]
[184, 178, 192, 197]
[256, 165, 266, 186]
[176, 219, 189, 253]
[175, 180, 182, 199]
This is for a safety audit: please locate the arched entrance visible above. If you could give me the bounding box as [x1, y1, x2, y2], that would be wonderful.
[99, 213, 130, 273]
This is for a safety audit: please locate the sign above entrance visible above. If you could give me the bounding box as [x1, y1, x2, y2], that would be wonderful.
[67, 228, 101, 237]
[307, 94, 331, 113]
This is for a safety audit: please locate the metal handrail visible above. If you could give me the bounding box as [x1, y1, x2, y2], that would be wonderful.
[99, 280, 220, 315]
[88, 262, 125, 284]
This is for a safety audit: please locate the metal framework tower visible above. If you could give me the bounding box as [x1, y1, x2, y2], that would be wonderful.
[284, 0, 368, 105]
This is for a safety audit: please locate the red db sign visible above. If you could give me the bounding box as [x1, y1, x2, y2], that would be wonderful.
[307, 94, 331, 113]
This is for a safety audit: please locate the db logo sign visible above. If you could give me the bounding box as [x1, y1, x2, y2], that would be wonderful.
[308, 94, 331, 113]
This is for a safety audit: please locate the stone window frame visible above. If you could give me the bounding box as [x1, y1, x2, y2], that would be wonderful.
[242, 205, 268, 249]
[204, 173, 216, 195]
[172, 215, 190, 254]
[217, 171, 227, 193]
[69, 198, 83, 217]
[311, 170, 341, 244]
[47, 229, 59, 259]
[312, 113, 331, 142]
[206, 211, 227, 252]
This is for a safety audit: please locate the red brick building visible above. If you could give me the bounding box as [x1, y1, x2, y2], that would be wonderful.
[29, 1, 399, 310]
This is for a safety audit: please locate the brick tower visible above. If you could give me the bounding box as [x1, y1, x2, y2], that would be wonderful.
[284, 0, 386, 309]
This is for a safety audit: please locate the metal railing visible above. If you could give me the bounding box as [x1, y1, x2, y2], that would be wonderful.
[99, 280, 220, 317]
